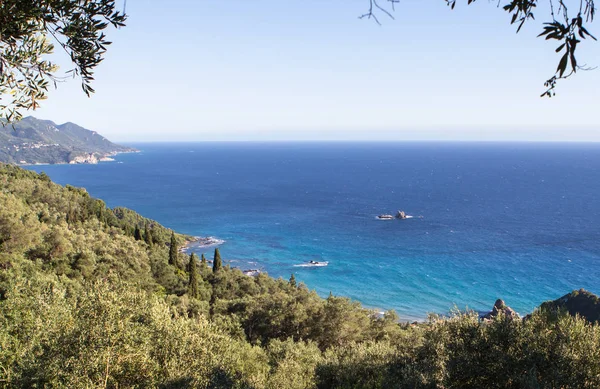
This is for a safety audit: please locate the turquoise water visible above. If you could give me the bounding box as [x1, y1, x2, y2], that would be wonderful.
[27, 142, 600, 320]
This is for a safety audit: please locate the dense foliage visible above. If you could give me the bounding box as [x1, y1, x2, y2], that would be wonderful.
[0, 0, 126, 122]
[540, 288, 600, 323]
[1, 163, 600, 388]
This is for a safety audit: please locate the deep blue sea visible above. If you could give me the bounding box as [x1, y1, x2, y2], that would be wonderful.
[26, 142, 600, 321]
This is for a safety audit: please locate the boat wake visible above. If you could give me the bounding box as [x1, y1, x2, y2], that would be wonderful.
[294, 261, 329, 268]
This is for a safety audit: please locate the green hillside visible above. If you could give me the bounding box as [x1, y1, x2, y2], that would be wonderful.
[0, 117, 136, 164]
[540, 289, 600, 323]
[1, 164, 599, 388]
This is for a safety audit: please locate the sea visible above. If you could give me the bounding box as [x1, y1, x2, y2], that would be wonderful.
[26, 142, 600, 321]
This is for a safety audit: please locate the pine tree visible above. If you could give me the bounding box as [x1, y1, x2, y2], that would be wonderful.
[169, 231, 178, 267]
[188, 253, 199, 299]
[134, 226, 142, 241]
[212, 248, 222, 273]
[144, 224, 152, 247]
[289, 273, 297, 288]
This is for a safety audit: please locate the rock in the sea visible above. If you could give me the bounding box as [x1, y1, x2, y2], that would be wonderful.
[482, 299, 519, 321]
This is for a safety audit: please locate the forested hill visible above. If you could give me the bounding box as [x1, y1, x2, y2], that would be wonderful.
[1, 163, 600, 388]
[0, 116, 136, 165]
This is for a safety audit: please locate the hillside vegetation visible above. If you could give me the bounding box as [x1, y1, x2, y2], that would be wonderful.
[0, 117, 136, 164]
[540, 289, 600, 324]
[1, 164, 600, 388]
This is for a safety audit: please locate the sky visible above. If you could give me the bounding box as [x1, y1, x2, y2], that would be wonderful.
[31, 0, 600, 142]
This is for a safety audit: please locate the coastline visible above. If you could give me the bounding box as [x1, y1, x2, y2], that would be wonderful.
[180, 236, 226, 253]
[180, 235, 436, 323]
[15, 149, 140, 167]
[20, 142, 600, 324]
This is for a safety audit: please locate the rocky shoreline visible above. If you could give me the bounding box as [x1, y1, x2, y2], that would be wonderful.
[180, 236, 225, 253]
[17, 149, 139, 166]
[68, 149, 139, 165]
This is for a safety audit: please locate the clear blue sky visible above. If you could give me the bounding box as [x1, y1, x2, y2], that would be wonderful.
[34, 0, 600, 142]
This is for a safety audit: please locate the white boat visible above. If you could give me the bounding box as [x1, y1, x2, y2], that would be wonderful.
[377, 214, 394, 220]
[294, 260, 329, 267]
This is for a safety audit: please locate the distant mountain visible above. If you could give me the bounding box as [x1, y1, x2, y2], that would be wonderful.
[0, 116, 137, 165]
[539, 289, 600, 323]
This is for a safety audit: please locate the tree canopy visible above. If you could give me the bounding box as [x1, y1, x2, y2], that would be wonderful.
[0, 0, 126, 122]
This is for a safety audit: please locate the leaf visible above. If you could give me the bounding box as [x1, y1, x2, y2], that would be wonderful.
[557, 52, 569, 77]
[569, 48, 577, 71]
[555, 43, 565, 52]
[581, 26, 597, 40]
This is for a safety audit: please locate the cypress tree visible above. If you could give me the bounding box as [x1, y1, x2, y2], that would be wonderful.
[169, 231, 178, 267]
[212, 248, 222, 273]
[289, 273, 297, 287]
[201, 253, 207, 266]
[209, 291, 216, 318]
[188, 253, 199, 299]
[144, 224, 152, 246]
[134, 226, 142, 241]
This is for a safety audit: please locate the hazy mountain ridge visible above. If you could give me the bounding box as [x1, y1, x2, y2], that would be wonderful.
[0, 116, 137, 164]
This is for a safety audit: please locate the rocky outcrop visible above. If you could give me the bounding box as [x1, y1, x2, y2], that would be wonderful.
[377, 210, 409, 220]
[69, 153, 99, 164]
[482, 299, 519, 321]
[539, 289, 600, 323]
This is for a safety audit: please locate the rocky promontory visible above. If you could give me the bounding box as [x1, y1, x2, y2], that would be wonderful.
[539, 289, 600, 323]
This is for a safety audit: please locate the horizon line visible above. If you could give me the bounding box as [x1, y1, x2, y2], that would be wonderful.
[117, 139, 600, 144]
